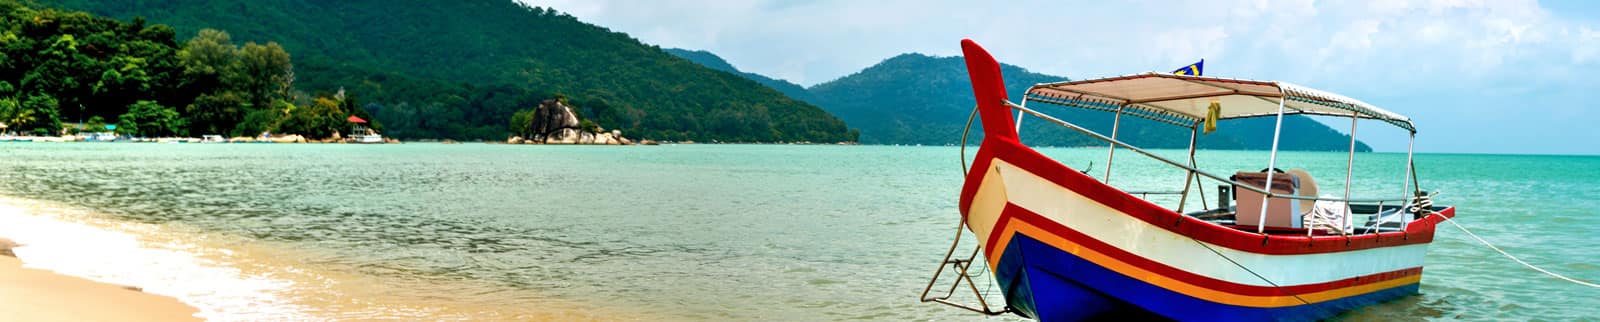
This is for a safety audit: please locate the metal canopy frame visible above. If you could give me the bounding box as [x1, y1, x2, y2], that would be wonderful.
[1001, 97, 1421, 234]
[1023, 73, 1417, 133]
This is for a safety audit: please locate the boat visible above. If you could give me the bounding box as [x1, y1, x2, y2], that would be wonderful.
[921, 39, 1455, 321]
[353, 133, 383, 144]
[346, 115, 385, 144]
[82, 132, 118, 142]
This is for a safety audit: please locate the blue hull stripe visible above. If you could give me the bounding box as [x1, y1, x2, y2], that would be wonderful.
[994, 233, 1421, 321]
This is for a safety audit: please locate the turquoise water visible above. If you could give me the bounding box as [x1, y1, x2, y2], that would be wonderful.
[0, 143, 1595, 320]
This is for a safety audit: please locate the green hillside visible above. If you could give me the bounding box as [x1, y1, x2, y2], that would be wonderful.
[41, 0, 855, 142]
[805, 54, 1369, 150]
[667, 49, 1369, 151]
[664, 48, 815, 104]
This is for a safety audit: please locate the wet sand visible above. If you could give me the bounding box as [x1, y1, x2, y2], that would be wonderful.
[0, 238, 200, 321]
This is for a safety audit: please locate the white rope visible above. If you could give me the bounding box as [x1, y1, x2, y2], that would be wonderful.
[1438, 215, 1600, 288]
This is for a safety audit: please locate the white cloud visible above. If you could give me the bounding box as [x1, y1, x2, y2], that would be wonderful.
[1574, 27, 1600, 63]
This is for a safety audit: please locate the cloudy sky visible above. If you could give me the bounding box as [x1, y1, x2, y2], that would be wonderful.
[519, 0, 1599, 155]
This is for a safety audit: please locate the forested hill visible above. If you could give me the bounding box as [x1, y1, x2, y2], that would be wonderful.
[664, 48, 814, 104]
[42, 0, 856, 142]
[806, 54, 1368, 150]
[671, 50, 1369, 151]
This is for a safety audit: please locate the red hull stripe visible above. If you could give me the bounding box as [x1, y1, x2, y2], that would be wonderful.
[960, 137, 1456, 255]
[986, 203, 1423, 297]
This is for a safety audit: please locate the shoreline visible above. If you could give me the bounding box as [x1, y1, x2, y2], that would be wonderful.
[0, 237, 201, 321]
[0, 195, 651, 321]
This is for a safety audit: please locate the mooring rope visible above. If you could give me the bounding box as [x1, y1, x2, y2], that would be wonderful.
[1437, 215, 1600, 288]
[1189, 239, 1319, 303]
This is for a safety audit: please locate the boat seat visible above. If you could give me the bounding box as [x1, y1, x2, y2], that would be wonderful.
[1231, 170, 1305, 229]
[1286, 169, 1318, 215]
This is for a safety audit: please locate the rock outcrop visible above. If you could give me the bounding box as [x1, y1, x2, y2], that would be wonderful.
[530, 99, 582, 139]
[510, 99, 635, 145]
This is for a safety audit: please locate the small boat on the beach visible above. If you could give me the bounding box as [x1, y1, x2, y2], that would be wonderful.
[922, 39, 1455, 321]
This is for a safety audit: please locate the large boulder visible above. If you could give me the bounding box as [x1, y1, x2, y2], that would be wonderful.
[546, 128, 580, 144]
[528, 99, 582, 139]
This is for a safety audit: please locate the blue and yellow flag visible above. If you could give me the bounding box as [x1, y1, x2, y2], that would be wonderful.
[1172, 59, 1204, 76]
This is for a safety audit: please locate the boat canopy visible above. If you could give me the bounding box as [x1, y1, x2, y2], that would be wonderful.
[1023, 72, 1415, 132]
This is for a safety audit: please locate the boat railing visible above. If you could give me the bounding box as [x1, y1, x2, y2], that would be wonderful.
[998, 100, 1414, 203]
[998, 100, 1413, 205]
[1125, 190, 1185, 198]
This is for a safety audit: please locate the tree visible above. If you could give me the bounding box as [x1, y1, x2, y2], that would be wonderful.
[84, 115, 106, 132]
[234, 105, 280, 137]
[7, 94, 62, 134]
[508, 109, 533, 137]
[184, 91, 247, 135]
[177, 29, 238, 94]
[116, 100, 185, 137]
[232, 42, 293, 110]
[277, 97, 344, 139]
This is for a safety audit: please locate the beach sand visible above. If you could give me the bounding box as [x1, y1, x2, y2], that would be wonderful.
[0, 238, 201, 321]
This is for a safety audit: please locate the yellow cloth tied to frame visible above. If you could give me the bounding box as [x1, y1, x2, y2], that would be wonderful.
[1203, 100, 1221, 134]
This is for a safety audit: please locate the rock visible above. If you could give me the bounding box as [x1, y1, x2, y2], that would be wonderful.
[547, 128, 579, 144]
[510, 98, 642, 145]
[528, 99, 581, 139]
[0, 237, 19, 257]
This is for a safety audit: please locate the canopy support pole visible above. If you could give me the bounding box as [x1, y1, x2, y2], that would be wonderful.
[1400, 133, 1416, 231]
[1256, 97, 1287, 234]
[1105, 105, 1125, 184]
[1178, 125, 1198, 213]
[1013, 98, 1029, 136]
[1338, 112, 1359, 236]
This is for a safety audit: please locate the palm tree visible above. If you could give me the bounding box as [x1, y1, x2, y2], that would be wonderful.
[0, 98, 38, 133]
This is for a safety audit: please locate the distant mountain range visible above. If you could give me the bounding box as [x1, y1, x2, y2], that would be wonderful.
[38, 0, 1365, 148]
[670, 49, 1371, 151]
[42, 0, 855, 142]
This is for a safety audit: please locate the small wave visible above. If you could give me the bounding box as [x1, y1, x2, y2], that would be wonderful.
[0, 197, 319, 321]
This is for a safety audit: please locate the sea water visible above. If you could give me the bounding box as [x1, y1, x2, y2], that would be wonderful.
[0, 143, 1594, 320]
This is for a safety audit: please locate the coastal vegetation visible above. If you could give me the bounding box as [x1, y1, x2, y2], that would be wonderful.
[40, 0, 858, 143]
[0, 1, 373, 139]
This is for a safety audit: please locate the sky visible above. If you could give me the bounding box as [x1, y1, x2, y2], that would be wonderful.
[518, 0, 1600, 155]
